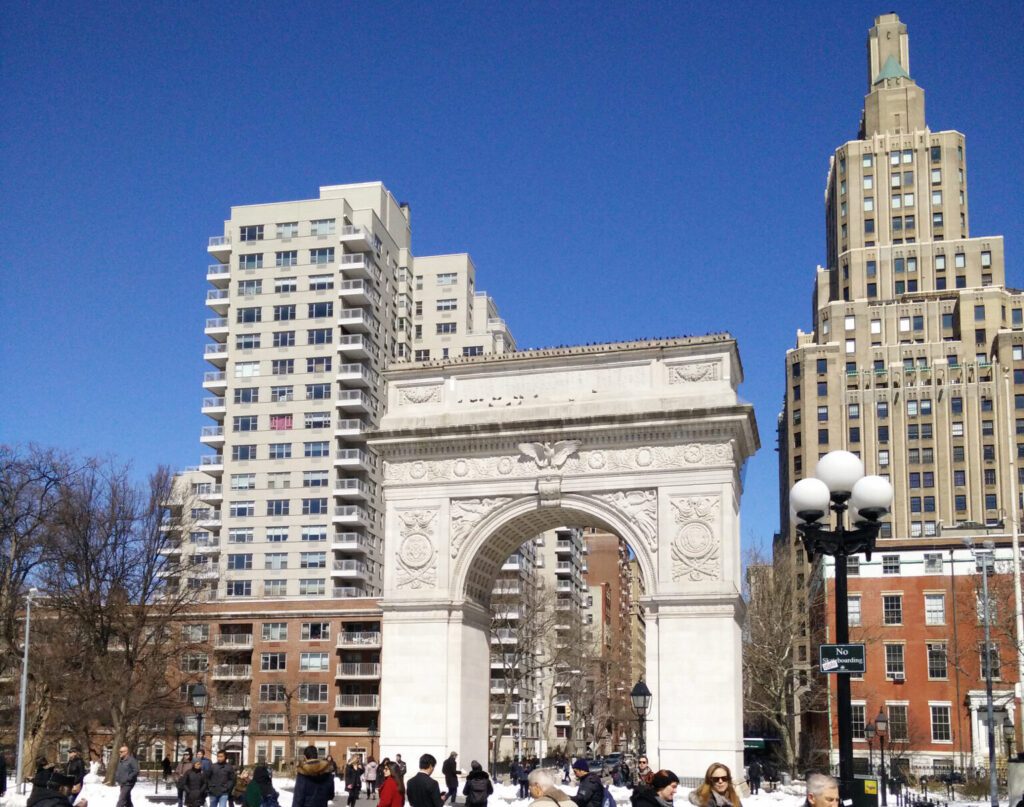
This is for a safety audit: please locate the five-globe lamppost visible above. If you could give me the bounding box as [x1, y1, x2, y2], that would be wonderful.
[174, 715, 186, 763]
[790, 450, 893, 801]
[190, 682, 208, 753]
[874, 709, 889, 807]
[238, 707, 251, 766]
[630, 678, 652, 756]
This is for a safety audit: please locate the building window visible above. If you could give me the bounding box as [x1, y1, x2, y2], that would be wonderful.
[848, 596, 861, 626]
[226, 580, 252, 597]
[847, 556, 860, 576]
[884, 645, 905, 678]
[240, 225, 264, 242]
[268, 443, 291, 460]
[463, 346, 484, 357]
[308, 302, 333, 319]
[299, 578, 326, 596]
[882, 555, 900, 575]
[265, 553, 288, 570]
[980, 643, 1001, 680]
[930, 705, 952, 742]
[306, 383, 331, 400]
[308, 328, 333, 345]
[260, 653, 287, 671]
[274, 304, 296, 321]
[266, 499, 289, 516]
[301, 497, 328, 514]
[301, 622, 331, 641]
[437, 272, 457, 285]
[436, 322, 457, 335]
[310, 218, 335, 236]
[276, 250, 298, 267]
[927, 643, 948, 680]
[310, 247, 335, 264]
[301, 526, 328, 542]
[882, 595, 903, 625]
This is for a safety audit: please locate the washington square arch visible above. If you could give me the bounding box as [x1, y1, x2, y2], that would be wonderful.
[370, 335, 759, 775]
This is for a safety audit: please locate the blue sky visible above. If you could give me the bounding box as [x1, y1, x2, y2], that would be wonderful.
[2, 1, 1021, 554]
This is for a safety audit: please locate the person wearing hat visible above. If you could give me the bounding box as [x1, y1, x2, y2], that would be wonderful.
[181, 758, 210, 807]
[631, 770, 678, 807]
[27, 767, 87, 807]
[65, 748, 86, 805]
[570, 760, 604, 807]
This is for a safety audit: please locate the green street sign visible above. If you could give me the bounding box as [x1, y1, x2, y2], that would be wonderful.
[819, 643, 866, 674]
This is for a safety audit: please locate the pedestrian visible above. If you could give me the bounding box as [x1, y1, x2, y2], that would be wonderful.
[208, 750, 237, 807]
[803, 774, 839, 807]
[27, 767, 87, 807]
[631, 770, 679, 807]
[163, 757, 175, 783]
[293, 747, 336, 807]
[247, 763, 278, 807]
[510, 761, 522, 790]
[634, 757, 653, 788]
[232, 768, 251, 807]
[562, 761, 570, 785]
[181, 760, 209, 807]
[688, 764, 740, 807]
[570, 760, 603, 807]
[378, 762, 406, 807]
[395, 755, 408, 777]
[406, 754, 443, 807]
[365, 758, 378, 798]
[1014, 793, 1024, 807]
[442, 753, 460, 806]
[65, 747, 86, 806]
[343, 757, 364, 807]
[197, 750, 213, 776]
[746, 761, 762, 796]
[0, 751, 7, 800]
[518, 761, 532, 800]
[175, 751, 195, 807]
[462, 761, 492, 807]
[114, 746, 140, 807]
[527, 769, 572, 807]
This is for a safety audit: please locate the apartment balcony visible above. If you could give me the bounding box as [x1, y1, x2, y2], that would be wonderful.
[195, 484, 223, 503]
[332, 505, 371, 527]
[333, 533, 374, 554]
[336, 662, 381, 680]
[208, 235, 231, 262]
[337, 631, 382, 648]
[194, 509, 222, 529]
[333, 479, 373, 500]
[555, 539, 578, 554]
[336, 364, 374, 388]
[338, 308, 372, 332]
[203, 372, 227, 394]
[206, 264, 230, 287]
[211, 694, 251, 710]
[339, 279, 372, 305]
[335, 390, 371, 413]
[334, 693, 379, 711]
[199, 425, 224, 447]
[193, 539, 221, 555]
[339, 226, 374, 251]
[337, 334, 369, 358]
[334, 449, 371, 470]
[204, 343, 229, 368]
[192, 567, 220, 580]
[215, 634, 254, 650]
[556, 580, 573, 592]
[158, 542, 183, 556]
[501, 557, 523, 571]
[205, 317, 229, 340]
[491, 628, 517, 644]
[206, 288, 230, 314]
[334, 419, 364, 440]
[339, 252, 375, 280]
[332, 586, 368, 598]
[554, 717, 572, 727]
[490, 685, 520, 696]
[211, 664, 252, 680]
[331, 559, 369, 581]
[490, 654, 518, 669]
[199, 454, 224, 475]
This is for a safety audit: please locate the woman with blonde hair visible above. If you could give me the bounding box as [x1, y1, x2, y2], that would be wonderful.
[688, 763, 741, 807]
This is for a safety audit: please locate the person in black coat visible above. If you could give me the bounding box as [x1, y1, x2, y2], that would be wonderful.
[407, 754, 443, 807]
[747, 761, 762, 796]
[293, 747, 336, 807]
[570, 760, 603, 807]
[180, 760, 209, 807]
[631, 771, 679, 807]
[65, 748, 87, 806]
[28, 768, 86, 807]
[462, 761, 492, 807]
[343, 758, 364, 807]
[442, 753, 459, 806]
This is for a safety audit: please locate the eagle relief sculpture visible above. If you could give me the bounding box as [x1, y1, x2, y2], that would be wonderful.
[517, 440, 582, 469]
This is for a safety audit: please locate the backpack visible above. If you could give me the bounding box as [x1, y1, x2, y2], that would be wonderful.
[602, 787, 616, 807]
[467, 777, 490, 806]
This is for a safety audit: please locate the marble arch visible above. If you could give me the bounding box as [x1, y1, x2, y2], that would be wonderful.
[370, 336, 758, 776]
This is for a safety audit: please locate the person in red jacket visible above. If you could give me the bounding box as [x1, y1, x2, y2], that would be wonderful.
[377, 761, 405, 807]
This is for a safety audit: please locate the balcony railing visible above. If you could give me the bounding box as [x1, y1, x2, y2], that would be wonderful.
[212, 694, 251, 710]
[200, 455, 224, 466]
[202, 397, 226, 409]
[201, 426, 224, 437]
[204, 372, 226, 383]
[333, 559, 368, 574]
[337, 631, 381, 647]
[332, 586, 366, 598]
[337, 663, 381, 678]
[216, 634, 254, 649]
[211, 664, 252, 679]
[209, 236, 231, 248]
[333, 505, 370, 521]
[204, 344, 228, 356]
[205, 318, 228, 329]
[207, 289, 229, 301]
[335, 693, 379, 709]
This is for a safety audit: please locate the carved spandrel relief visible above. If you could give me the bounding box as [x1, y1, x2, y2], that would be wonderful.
[670, 496, 721, 582]
[396, 509, 439, 589]
[667, 362, 720, 384]
[384, 442, 734, 483]
[449, 497, 514, 558]
[595, 490, 658, 552]
[397, 385, 442, 405]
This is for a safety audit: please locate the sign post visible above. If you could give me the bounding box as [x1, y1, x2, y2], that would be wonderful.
[819, 643, 867, 675]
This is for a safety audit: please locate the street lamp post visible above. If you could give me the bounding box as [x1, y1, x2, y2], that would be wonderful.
[238, 708, 250, 766]
[865, 722, 876, 775]
[967, 540, 999, 807]
[191, 682, 208, 754]
[790, 452, 893, 801]
[1003, 717, 1015, 760]
[629, 679, 652, 757]
[174, 716, 186, 764]
[368, 719, 379, 761]
[874, 710, 889, 807]
[15, 587, 40, 790]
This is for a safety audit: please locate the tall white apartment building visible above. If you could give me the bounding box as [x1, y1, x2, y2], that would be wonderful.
[171, 181, 516, 763]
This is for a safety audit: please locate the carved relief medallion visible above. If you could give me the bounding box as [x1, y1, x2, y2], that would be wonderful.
[670, 496, 721, 581]
[668, 362, 720, 384]
[396, 509, 438, 589]
[397, 385, 442, 405]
